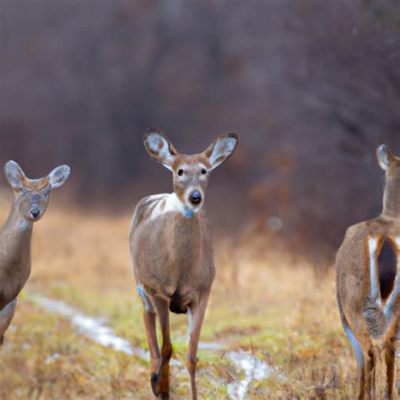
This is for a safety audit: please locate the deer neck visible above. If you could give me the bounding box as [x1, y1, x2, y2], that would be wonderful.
[1, 201, 33, 258]
[382, 177, 400, 219]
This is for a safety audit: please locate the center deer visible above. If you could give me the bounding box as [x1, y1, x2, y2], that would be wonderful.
[0, 161, 70, 345]
[336, 145, 400, 399]
[130, 130, 238, 399]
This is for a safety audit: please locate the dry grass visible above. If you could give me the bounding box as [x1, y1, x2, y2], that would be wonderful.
[0, 197, 356, 399]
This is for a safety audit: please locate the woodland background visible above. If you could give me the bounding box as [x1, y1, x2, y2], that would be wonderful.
[1, 0, 400, 261]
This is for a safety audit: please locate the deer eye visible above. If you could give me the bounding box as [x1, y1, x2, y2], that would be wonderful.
[201, 168, 207, 175]
[177, 169, 184, 176]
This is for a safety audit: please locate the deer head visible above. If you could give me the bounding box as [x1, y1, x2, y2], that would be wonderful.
[4, 161, 70, 223]
[377, 144, 400, 217]
[144, 129, 238, 216]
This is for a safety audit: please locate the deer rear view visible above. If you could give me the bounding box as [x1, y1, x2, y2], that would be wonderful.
[0, 161, 70, 345]
[336, 145, 400, 399]
[129, 130, 238, 399]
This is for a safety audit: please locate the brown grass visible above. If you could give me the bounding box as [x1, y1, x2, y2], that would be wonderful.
[0, 197, 356, 399]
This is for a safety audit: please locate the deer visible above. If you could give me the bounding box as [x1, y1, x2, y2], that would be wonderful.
[0, 160, 70, 345]
[336, 144, 400, 399]
[129, 129, 238, 399]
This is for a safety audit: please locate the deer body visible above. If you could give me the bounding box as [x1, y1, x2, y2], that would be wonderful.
[0, 161, 70, 344]
[131, 194, 214, 312]
[130, 130, 238, 399]
[336, 145, 400, 399]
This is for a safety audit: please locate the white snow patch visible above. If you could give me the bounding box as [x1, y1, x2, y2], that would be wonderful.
[31, 294, 282, 397]
[31, 295, 149, 361]
[227, 351, 273, 400]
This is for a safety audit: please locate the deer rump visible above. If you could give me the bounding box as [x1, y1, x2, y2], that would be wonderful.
[377, 238, 398, 301]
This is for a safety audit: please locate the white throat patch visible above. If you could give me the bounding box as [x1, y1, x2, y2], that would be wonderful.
[149, 193, 194, 221]
[17, 219, 30, 232]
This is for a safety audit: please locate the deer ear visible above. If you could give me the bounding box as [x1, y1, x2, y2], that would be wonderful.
[48, 165, 70, 189]
[204, 133, 238, 170]
[143, 130, 177, 170]
[4, 160, 26, 190]
[377, 144, 393, 171]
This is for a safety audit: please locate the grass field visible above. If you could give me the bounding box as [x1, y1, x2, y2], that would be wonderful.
[0, 201, 356, 399]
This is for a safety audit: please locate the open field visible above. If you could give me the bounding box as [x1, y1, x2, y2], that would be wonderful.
[0, 201, 356, 399]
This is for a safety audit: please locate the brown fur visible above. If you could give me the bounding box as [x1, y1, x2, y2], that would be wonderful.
[130, 130, 238, 399]
[336, 145, 400, 399]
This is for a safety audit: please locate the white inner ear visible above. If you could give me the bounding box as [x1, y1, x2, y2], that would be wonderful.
[147, 133, 175, 167]
[209, 137, 237, 167]
[49, 165, 70, 189]
[4, 161, 25, 189]
[378, 150, 389, 171]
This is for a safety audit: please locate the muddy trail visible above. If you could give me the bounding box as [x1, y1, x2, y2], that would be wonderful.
[30, 294, 281, 400]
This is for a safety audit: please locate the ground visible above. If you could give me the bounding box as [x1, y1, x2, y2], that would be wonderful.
[0, 204, 356, 399]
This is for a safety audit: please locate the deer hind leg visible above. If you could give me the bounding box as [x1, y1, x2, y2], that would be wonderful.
[343, 323, 367, 399]
[187, 290, 210, 400]
[386, 344, 395, 399]
[0, 299, 17, 346]
[393, 324, 400, 397]
[137, 285, 162, 397]
[152, 297, 172, 400]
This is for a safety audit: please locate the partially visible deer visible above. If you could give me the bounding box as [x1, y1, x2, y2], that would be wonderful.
[0, 161, 70, 345]
[130, 130, 238, 399]
[336, 145, 400, 399]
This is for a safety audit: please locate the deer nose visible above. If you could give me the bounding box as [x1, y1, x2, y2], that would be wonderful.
[30, 207, 40, 218]
[189, 190, 202, 205]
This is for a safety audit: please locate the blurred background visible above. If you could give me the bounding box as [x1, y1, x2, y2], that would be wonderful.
[1, 0, 400, 262]
[1, 1, 400, 398]
[0, 0, 400, 257]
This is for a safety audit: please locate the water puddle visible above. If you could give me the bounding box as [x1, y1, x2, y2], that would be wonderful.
[31, 294, 278, 399]
[31, 295, 149, 361]
[227, 351, 274, 400]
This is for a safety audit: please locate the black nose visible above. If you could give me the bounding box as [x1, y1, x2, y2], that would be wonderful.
[189, 190, 202, 205]
[31, 208, 40, 218]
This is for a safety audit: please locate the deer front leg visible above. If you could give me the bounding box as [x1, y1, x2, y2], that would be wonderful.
[153, 297, 172, 400]
[187, 290, 210, 400]
[0, 298, 17, 346]
[137, 285, 161, 397]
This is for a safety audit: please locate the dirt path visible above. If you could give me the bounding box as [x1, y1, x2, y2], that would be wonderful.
[30, 294, 277, 400]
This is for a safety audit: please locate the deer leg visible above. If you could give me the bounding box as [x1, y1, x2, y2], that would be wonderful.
[137, 285, 161, 397]
[386, 343, 395, 398]
[152, 297, 172, 400]
[370, 344, 391, 400]
[0, 298, 17, 346]
[393, 324, 400, 397]
[187, 290, 210, 400]
[343, 322, 367, 399]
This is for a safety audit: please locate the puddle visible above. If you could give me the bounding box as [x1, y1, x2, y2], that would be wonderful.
[227, 351, 273, 400]
[31, 294, 277, 398]
[31, 294, 149, 361]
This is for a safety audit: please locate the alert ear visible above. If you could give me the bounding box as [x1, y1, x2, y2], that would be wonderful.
[204, 133, 238, 170]
[48, 165, 70, 189]
[377, 144, 393, 171]
[143, 129, 178, 170]
[4, 160, 26, 190]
